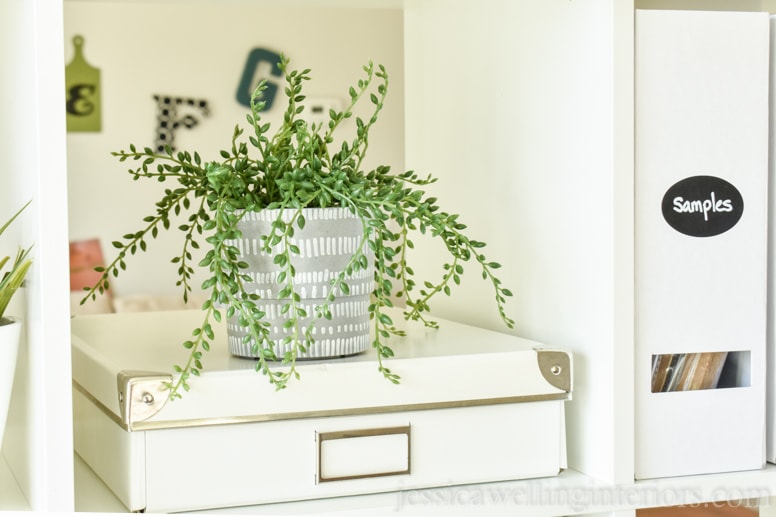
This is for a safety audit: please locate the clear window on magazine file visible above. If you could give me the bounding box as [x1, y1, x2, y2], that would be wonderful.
[650, 351, 750, 393]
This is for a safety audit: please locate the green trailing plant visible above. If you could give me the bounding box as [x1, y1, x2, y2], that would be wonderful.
[82, 56, 514, 398]
[0, 201, 33, 323]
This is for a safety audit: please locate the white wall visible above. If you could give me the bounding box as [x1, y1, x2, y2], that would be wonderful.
[64, 2, 404, 302]
[404, 0, 632, 483]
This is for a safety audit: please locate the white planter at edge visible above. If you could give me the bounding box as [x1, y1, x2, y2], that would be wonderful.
[0, 317, 21, 450]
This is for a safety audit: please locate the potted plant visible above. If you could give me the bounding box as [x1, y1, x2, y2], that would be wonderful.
[0, 200, 32, 448]
[81, 56, 514, 398]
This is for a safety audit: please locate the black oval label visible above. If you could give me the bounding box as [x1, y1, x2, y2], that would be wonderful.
[661, 175, 743, 237]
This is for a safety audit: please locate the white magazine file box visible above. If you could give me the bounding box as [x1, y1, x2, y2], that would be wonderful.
[635, 9, 769, 479]
[71, 309, 572, 513]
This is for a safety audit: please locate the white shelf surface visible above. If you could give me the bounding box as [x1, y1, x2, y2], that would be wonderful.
[74, 453, 776, 516]
[0, 453, 29, 511]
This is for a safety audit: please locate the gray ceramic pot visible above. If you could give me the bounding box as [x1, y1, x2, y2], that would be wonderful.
[227, 207, 374, 359]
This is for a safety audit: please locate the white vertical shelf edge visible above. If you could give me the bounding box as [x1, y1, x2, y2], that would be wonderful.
[612, 0, 636, 485]
[28, 0, 75, 510]
[0, 0, 74, 512]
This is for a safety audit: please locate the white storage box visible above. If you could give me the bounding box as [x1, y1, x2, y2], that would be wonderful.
[71, 309, 571, 513]
[635, 10, 769, 479]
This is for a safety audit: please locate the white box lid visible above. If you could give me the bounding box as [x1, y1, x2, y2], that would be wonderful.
[71, 308, 571, 431]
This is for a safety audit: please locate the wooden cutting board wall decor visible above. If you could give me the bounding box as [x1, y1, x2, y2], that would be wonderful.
[65, 35, 102, 132]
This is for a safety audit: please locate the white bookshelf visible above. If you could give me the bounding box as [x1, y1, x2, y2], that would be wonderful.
[72, 454, 776, 515]
[2, 0, 776, 515]
[0, 0, 73, 512]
